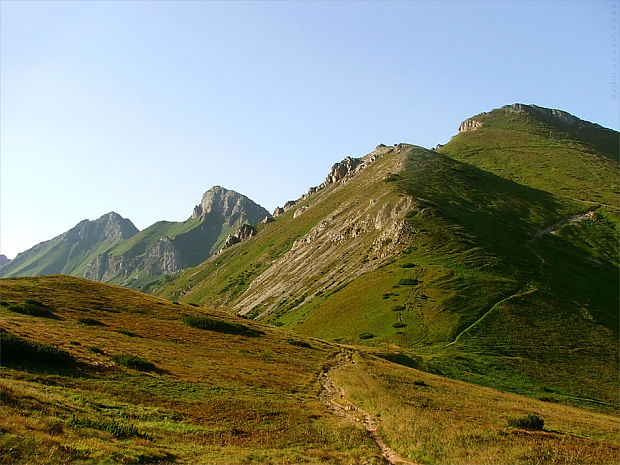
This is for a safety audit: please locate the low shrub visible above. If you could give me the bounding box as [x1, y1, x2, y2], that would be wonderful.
[78, 317, 105, 326]
[68, 415, 152, 440]
[115, 329, 139, 337]
[286, 338, 313, 349]
[87, 347, 105, 355]
[359, 333, 375, 340]
[392, 322, 407, 328]
[507, 413, 544, 431]
[397, 278, 419, 286]
[111, 354, 157, 372]
[7, 300, 57, 319]
[0, 329, 75, 366]
[391, 305, 405, 311]
[383, 173, 401, 182]
[400, 262, 417, 268]
[183, 315, 263, 337]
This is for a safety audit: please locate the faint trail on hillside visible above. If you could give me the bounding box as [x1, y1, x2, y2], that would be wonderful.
[525, 210, 596, 275]
[445, 288, 538, 347]
[318, 349, 418, 465]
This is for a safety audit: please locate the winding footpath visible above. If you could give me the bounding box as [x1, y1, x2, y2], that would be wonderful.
[318, 349, 417, 465]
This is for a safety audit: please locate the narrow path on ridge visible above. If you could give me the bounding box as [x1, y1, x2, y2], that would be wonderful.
[318, 348, 418, 465]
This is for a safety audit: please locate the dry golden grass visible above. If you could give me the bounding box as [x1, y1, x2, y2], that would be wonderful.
[0, 275, 380, 464]
[333, 353, 620, 465]
[2, 275, 618, 464]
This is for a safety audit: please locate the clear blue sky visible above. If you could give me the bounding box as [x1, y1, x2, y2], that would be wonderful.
[1, 0, 618, 259]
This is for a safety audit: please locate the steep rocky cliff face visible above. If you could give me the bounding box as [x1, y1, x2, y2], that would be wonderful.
[0, 212, 138, 278]
[84, 187, 270, 288]
[192, 186, 270, 227]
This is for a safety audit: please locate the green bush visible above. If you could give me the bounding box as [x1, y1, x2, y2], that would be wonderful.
[68, 415, 152, 440]
[397, 278, 419, 286]
[183, 315, 263, 337]
[392, 322, 407, 328]
[0, 329, 75, 366]
[111, 354, 157, 372]
[87, 347, 105, 355]
[391, 305, 405, 311]
[507, 413, 544, 431]
[400, 262, 417, 268]
[359, 333, 375, 340]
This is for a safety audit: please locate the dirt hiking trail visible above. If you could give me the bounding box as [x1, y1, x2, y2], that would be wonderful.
[319, 348, 418, 465]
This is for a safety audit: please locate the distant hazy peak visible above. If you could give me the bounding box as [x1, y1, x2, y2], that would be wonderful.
[63, 212, 139, 243]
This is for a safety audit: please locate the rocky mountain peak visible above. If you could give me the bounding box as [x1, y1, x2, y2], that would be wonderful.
[191, 186, 270, 227]
[63, 212, 139, 244]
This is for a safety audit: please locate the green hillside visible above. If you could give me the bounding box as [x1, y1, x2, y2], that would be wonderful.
[438, 103, 619, 206]
[155, 105, 619, 410]
[1, 275, 618, 464]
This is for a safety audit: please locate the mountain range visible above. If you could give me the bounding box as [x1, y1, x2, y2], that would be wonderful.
[1, 103, 618, 463]
[0, 186, 270, 289]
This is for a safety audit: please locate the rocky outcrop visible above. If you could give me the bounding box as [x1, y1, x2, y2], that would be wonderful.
[0, 254, 10, 266]
[145, 236, 185, 275]
[218, 224, 257, 253]
[459, 119, 483, 132]
[293, 206, 308, 218]
[84, 235, 185, 282]
[272, 150, 387, 216]
[325, 156, 364, 184]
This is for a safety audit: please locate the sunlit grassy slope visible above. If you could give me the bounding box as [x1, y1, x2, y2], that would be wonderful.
[155, 106, 619, 411]
[1, 275, 618, 464]
[333, 353, 619, 465]
[438, 104, 619, 206]
[0, 275, 379, 464]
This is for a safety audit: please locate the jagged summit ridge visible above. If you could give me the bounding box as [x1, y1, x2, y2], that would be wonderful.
[272, 144, 399, 216]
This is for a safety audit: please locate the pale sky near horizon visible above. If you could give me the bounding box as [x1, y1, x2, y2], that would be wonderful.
[1, 0, 618, 259]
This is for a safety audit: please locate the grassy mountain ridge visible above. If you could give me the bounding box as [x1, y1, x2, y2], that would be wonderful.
[1, 275, 618, 464]
[438, 103, 619, 206]
[154, 104, 619, 410]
